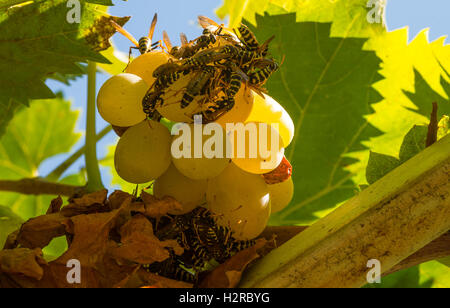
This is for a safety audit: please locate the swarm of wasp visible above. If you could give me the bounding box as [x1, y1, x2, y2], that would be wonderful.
[111, 16, 279, 283]
[112, 15, 280, 123]
[143, 207, 257, 283]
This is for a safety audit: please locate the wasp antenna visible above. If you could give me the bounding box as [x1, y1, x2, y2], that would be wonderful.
[149, 13, 158, 42]
[111, 20, 139, 48]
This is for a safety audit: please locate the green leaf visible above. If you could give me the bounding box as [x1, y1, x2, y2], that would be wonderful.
[399, 125, 428, 163]
[366, 125, 429, 185]
[419, 261, 450, 288]
[366, 152, 400, 185]
[0, 96, 83, 220]
[248, 13, 382, 224]
[217, 0, 385, 37]
[0, 0, 128, 136]
[364, 266, 432, 288]
[0, 205, 23, 248]
[404, 69, 450, 120]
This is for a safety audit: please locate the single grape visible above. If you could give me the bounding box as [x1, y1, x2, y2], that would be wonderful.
[114, 120, 171, 184]
[156, 74, 203, 123]
[97, 73, 148, 127]
[154, 164, 207, 214]
[215, 87, 254, 129]
[268, 177, 294, 214]
[206, 163, 271, 240]
[230, 122, 285, 174]
[125, 51, 171, 86]
[171, 123, 231, 180]
[246, 93, 295, 147]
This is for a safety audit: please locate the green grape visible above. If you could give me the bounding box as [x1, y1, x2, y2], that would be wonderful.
[154, 164, 207, 215]
[171, 123, 231, 180]
[97, 73, 148, 127]
[268, 177, 294, 214]
[246, 93, 295, 147]
[125, 51, 171, 86]
[114, 120, 171, 184]
[230, 122, 285, 174]
[215, 87, 254, 128]
[206, 163, 271, 240]
[156, 74, 203, 123]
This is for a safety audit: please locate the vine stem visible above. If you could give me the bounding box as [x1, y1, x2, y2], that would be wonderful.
[85, 61, 104, 192]
[45, 125, 112, 182]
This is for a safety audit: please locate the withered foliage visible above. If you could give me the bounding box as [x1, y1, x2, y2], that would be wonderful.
[0, 190, 270, 288]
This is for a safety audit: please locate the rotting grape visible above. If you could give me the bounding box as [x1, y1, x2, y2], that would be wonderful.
[97, 73, 148, 127]
[206, 163, 271, 240]
[114, 120, 171, 184]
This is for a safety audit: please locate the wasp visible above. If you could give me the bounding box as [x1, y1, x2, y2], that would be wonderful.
[152, 45, 238, 80]
[198, 15, 239, 45]
[248, 58, 279, 86]
[163, 31, 198, 59]
[181, 66, 216, 108]
[234, 23, 275, 57]
[144, 253, 196, 283]
[111, 13, 161, 66]
[141, 71, 182, 118]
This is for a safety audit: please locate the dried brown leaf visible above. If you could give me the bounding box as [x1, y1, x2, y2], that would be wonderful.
[0, 248, 47, 280]
[141, 192, 183, 220]
[16, 213, 69, 249]
[108, 190, 133, 210]
[110, 214, 183, 265]
[46, 196, 63, 214]
[70, 189, 108, 207]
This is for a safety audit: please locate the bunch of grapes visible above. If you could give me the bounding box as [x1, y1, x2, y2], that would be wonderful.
[97, 17, 295, 242]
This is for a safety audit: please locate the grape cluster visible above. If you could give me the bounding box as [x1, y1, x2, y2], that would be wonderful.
[97, 17, 295, 244]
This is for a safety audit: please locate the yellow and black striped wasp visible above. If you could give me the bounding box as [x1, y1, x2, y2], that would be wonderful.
[111, 13, 162, 66]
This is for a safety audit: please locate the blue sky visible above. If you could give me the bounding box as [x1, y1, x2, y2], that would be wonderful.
[41, 0, 450, 188]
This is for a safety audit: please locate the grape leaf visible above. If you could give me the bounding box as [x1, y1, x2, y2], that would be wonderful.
[365, 125, 429, 185]
[0, 0, 128, 136]
[216, 0, 450, 186]
[399, 125, 428, 163]
[419, 261, 450, 288]
[365, 152, 399, 185]
[217, 0, 385, 37]
[0, 96, 83, 220]
[364, 266, 433, 288]
[246, 13, 382, 224]
[0, 205, 23, 248]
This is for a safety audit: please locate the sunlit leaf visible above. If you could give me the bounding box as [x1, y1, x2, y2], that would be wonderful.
[248, 13, 382, 224]
[0, 0, 128, 136]
[0, 96, 83, 220]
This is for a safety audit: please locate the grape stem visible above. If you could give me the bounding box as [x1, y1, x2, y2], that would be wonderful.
[85, 61, 104, 192]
